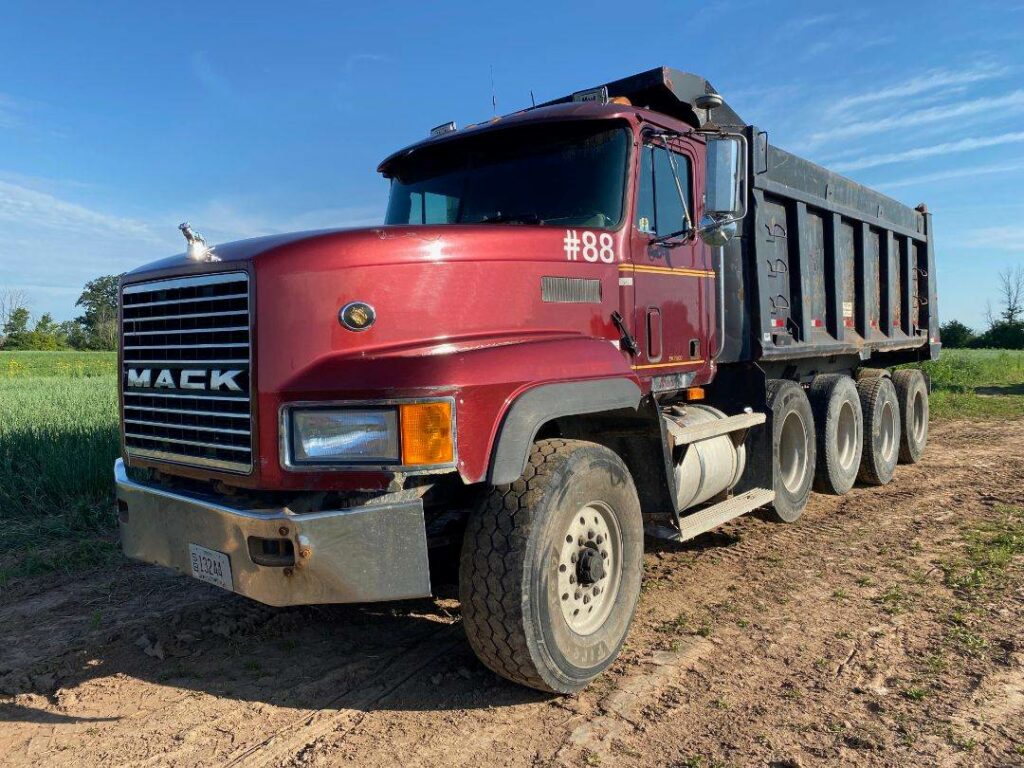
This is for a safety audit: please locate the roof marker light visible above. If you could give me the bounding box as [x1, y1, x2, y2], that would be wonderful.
[429, 121, 457, 138]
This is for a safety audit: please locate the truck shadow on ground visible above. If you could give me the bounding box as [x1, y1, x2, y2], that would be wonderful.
[0, 567, 550, 726]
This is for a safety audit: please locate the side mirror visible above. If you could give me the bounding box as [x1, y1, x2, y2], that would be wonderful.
[699, 135, 747, 246]
[705, 136, 743, 215]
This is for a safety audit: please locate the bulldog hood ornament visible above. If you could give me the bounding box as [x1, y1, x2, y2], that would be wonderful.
[179, 222, 219, 262]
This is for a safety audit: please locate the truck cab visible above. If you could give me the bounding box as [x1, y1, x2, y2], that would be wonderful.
[115, 67, 938, 694]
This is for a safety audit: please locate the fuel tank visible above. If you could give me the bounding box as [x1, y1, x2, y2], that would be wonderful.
[672, 404, 746, 511]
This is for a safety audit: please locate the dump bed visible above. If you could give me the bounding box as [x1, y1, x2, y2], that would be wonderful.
[717, 129, 940, 366]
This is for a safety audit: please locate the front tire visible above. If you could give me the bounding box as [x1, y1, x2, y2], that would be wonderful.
[459, 439, 643, 694]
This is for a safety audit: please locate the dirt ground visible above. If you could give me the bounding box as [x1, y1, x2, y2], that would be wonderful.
[2, 419, 1022, 767]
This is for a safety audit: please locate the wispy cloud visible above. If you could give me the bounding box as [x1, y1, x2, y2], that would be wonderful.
[831, 131, 1024, 171]
[967, 224, 1024, 251]
[0, 180, 166, 244]
[0, 93, 21, 129]
[876, 159, 1024, 190]
[825, 63, 1010, 116]
[808, 88, 1024, 145]
[191, 51, 234, 99]
[0, 179, 385, 320]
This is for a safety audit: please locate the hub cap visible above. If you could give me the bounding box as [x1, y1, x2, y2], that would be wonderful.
[779, 410, 809, 494]
[557, 501, 622, 635]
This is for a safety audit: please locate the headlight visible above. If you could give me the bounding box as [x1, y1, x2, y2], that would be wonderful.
[285, 400, 454, 467]
[291, 409, 400, 464]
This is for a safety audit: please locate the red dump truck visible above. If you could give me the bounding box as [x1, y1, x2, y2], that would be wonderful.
[115, 67, 940, 693]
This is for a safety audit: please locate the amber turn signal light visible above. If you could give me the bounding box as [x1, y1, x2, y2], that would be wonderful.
[400, 402, 454, 465]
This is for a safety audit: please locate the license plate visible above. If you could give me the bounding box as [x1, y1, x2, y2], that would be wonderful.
[188, 543, 233, 591]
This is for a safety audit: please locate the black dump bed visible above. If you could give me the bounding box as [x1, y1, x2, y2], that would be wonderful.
[718, 128, 939, 367]
[561, 67, 941, 368]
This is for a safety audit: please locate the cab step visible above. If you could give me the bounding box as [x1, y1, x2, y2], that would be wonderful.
[663, 409, 766, 446]
[645, 487, 776, 543]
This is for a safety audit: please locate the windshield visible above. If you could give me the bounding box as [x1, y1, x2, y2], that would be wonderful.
[384, 121, 630, 229]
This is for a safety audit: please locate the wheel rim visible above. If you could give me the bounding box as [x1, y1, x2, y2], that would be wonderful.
[557, 501, 622, 636]
[880, 400, 897, 462]
[911, 389, 926, 444]
[779, 410, 809, 494]
[836, 400, 858, 472]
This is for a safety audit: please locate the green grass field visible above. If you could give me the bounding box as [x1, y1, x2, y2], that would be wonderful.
[918, 348, 1024, 420]
[0, 348, 1022, 586]
[0, 351, 120, 584]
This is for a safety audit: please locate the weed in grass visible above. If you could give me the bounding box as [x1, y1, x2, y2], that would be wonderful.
[856, 576, 874, 587]
[875, 585, 910, 614]
[903, 686, 928, 701]
[945, 728, 977, 752]
[943, 506, 1024, 596]
[832, 588, 848, 601]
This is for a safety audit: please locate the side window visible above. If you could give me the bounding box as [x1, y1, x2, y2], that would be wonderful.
[636, 146, 656, 234]
[636, 144, 693, 236]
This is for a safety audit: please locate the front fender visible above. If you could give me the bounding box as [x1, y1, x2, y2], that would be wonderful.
[487, 378, 642, 484]
[268, 334, 640, 487]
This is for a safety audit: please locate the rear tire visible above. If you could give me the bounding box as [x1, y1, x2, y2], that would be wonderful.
[459, 439, 643, 694]
[809, 374, 863, 495]
[893, 369, 929, 464]
[765, 380, 816, 523]
[856, 374, 901, 486]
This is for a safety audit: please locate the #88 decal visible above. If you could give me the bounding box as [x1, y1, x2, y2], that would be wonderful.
[563, 230, 616, 263]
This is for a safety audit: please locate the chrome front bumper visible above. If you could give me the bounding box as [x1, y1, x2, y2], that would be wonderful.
[114, 459, 432, 606]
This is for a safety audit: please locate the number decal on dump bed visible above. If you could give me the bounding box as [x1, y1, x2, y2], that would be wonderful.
[563, 230, 616, 263]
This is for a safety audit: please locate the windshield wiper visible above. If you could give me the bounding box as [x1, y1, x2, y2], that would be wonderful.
[476, 212, 544, 225]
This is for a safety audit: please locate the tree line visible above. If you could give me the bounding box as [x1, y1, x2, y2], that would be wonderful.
[940, 266, 1024, 349]
[0, 276, 119, 351]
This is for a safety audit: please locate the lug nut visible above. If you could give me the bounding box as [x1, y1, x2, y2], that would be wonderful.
[559, 564, 567, 573]
[279, 526, 289, 537]
[588, 530, 595, 539]
[596, 534, 604, 544]
[593, 586, 601, 595]
[569, 575, 576, 584]
[574, 591, 582, 600]
[583, 595, 591, 605]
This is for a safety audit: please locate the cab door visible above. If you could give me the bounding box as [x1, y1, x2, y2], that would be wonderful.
[627, 135, 714, 390]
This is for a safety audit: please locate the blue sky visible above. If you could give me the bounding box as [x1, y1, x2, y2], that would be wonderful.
[1, 0, 1022, 329]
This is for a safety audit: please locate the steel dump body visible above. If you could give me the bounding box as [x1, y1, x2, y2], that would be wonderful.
[718, 129, 939, 366]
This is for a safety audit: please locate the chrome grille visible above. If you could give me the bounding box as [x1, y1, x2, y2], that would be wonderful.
[120, 272, 253, 473]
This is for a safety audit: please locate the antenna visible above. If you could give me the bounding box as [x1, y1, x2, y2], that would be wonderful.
[490, 64, 496, 115]
[530, 89, 536, 107]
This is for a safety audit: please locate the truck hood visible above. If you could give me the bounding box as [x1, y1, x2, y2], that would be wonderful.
[125, 223, 595, 277]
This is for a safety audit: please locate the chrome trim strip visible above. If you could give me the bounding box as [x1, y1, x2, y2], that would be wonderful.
[121, 359, 249, 365]
[124, 448, 253, 473]
[122, 342, 250, 350]
[123, 405, 250, 419]
[123, 272, 248, 293]
[124, 418, 251, 436]
[123, 326, 249, 337]
[124, 433, 251, 452]
[122, 309, 248, 323]
[123, 391, 250, 402]
[122, 293, 248, 309]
